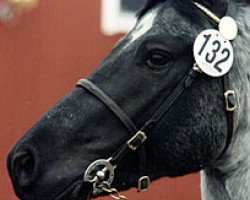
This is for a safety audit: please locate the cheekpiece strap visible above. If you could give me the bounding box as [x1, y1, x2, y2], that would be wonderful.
[194, 1, 237, 158]
[219, 74, 236, 158]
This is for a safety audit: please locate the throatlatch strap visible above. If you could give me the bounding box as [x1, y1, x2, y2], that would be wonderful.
[76, 79, 137, 135]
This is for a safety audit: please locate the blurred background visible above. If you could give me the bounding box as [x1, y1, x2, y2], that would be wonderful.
[0, 0, 200, 199]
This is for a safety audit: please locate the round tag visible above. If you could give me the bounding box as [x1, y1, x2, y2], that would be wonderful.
[193, 29, 234, 77]
[219, 16, 238, 41]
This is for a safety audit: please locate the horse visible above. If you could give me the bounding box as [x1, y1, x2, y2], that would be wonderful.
[7, 0, 250, 199]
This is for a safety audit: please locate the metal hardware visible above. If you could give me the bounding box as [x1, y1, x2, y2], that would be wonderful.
[193, 2, 220, 24]
[84, 158, 116, 187]
[96, 170, 106, 181]
[224, 90, 237, 112]
[192, 63, 203, 73]
[127, 131, 147, 151]
[137, 176, 150, 192]
[97, 181, 127, 200]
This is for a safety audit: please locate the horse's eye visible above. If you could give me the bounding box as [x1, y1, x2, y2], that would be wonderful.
[147, 50, 171, 67]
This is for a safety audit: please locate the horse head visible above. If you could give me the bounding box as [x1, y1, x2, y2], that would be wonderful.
[7, 0, 250, 199]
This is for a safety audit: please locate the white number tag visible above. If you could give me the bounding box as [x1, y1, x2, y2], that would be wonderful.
[193, 29, 234, 77]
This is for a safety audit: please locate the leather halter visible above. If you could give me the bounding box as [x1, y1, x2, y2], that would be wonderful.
[76, 2, 236, 199]
[77, 67, 200, 193]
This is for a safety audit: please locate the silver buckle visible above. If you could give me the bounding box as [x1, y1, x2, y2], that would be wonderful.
[127, 131, 147, 151]
[224, 90, 237, 112]
[137, 176, 150, 192]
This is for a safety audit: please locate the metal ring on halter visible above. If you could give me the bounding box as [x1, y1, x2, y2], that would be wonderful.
[84, 158, 115, 187]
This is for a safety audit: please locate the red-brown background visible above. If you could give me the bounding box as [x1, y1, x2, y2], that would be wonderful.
[0, 0, 201, 199]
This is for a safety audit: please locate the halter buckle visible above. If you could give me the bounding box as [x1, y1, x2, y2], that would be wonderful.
[224, 90, 236, 112]
[137, 176, 150, 192]
[127, 131, 147, 151]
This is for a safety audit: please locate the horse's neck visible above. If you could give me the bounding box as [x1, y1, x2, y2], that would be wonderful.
[201, 128, 250, 200]
[201, 162, 250, 200]
[201, 120, 250, 200]
[201, 4, 250, 199]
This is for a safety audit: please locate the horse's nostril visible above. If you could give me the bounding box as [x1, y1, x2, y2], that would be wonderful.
[11, 149, 36, 187]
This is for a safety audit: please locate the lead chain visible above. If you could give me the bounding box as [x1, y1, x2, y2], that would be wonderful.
[97, 182, 127, 200]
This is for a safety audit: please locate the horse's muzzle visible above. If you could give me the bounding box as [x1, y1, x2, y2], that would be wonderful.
[7, 147, 37, 199]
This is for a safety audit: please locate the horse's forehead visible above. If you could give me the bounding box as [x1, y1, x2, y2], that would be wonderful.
[128, 7, 160, 44]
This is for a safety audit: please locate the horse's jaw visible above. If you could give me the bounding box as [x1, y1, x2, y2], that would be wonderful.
[53, 180, 87, 200]
[15, 181, 90, 200]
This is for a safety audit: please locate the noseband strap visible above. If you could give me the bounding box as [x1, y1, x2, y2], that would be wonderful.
[77, 79, 137, 135]
[77, 67, 200, 136]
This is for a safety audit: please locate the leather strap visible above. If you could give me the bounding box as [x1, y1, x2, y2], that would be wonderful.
[217, 0, 236, 158]
[110, 67, 200, 166]
[140, 68, 200, 133]
[77, 79, 138, 135]
[194, 0, 236, 158]
[76, 79, 148, 189]
[77, 67, 200, 189]
[218, 74, 235, 158]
